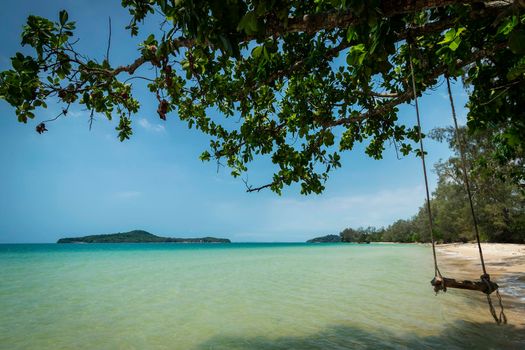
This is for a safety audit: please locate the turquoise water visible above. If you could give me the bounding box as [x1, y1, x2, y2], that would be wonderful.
[0, 243, 523, 349]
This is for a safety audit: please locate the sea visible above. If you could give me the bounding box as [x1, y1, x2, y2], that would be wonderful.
[0, 243, 523, 349]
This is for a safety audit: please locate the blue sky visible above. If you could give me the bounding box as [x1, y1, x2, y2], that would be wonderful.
[0, 1, 469, 243]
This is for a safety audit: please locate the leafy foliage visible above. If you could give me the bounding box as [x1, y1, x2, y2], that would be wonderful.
[339, 127, 525, 244]
[340, 227, 381, 243]
[1, 0, 524, 194]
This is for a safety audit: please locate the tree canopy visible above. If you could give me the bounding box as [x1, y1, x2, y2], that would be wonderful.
[1, 0, 524, 194]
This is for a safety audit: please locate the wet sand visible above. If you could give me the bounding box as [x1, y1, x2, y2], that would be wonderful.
[436, 243, 525, 328]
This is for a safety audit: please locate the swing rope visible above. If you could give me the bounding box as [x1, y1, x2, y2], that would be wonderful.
[445, 77, 507, 325]
[408, 49, 443, 283]
[446, 77, 487, 275]
[408, 44, 507, 324]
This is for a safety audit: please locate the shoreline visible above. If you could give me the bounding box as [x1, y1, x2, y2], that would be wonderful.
[436, 243, 525, 328]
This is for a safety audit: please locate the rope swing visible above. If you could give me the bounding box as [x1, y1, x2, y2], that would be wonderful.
[408, 47, 507, 324]
[445, 76, 507, 325]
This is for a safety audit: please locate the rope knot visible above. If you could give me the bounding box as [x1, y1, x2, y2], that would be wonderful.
[431, 276, 447, 294]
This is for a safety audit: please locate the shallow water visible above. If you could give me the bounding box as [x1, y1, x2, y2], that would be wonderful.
[0, 243, 523, 349]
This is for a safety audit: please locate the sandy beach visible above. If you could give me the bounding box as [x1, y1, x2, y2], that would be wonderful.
[436, 243, 525, 327]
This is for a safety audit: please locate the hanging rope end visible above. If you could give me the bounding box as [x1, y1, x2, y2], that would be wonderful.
[480, 274, 499, 295]
[431, 276, 447, 294]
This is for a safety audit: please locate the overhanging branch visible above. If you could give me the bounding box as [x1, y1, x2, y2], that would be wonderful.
[330, 42, 508, 128]
[104, 0, 509, 78]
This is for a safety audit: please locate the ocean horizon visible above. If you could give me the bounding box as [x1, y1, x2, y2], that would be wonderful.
[1, 243, 523, 349]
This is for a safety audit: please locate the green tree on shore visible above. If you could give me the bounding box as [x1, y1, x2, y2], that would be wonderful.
[431, 127, 524, 243]
[340, 127, 524, 243]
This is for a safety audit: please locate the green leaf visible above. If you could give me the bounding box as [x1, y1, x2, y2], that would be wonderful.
[508, 29, 525, 55]
[144, 34, 156, 45]
[263, 46, 269, 60]
[218, 35, 233, 54]
[346, 27, 357, 42]
[199, 151, 211, 161]
[507, 57, 525, 80]
[439, 28, 456, 44]
[449, 37, 461, 51]
[18, 113, 28, 123]
[251, 45, 263, 58]
[455, 27, 466, 37]
[346, 44, 367, 65]
[59, 10, 68, 26]
[497, 16, 518, 36]
[237, 11, 258, 35]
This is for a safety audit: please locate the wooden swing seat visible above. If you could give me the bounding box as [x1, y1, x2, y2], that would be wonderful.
[431, 276, 499, 295]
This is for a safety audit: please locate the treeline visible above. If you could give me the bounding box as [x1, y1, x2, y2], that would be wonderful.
[340, 127, 524, 244]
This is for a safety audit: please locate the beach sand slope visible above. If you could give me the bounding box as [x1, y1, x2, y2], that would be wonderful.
[437, 243, 525, 327]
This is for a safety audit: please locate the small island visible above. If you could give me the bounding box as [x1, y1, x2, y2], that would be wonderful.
[307, 234, 341, 243]
[307, 230, 372, 244]
[57, 230, 231, 244]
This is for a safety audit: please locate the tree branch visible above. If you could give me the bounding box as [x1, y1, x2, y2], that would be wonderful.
[104, 0, 509, 79]
[282, 0, 478, 35]
[106, 17, 112, 63]
[330, 42, 508, 128]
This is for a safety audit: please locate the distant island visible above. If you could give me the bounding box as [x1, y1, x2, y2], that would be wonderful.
[57, 230, 231, 243]
[307, 234, 341, 243]
[307, 232, 371, 243]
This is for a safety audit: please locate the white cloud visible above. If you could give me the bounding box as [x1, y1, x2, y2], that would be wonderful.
[209, 186, 426, 241]
[267, 186, 425, 231]
[67, 110, 84, 118]
[138, 118, 165, 132]
[437, 91, 469, 100]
